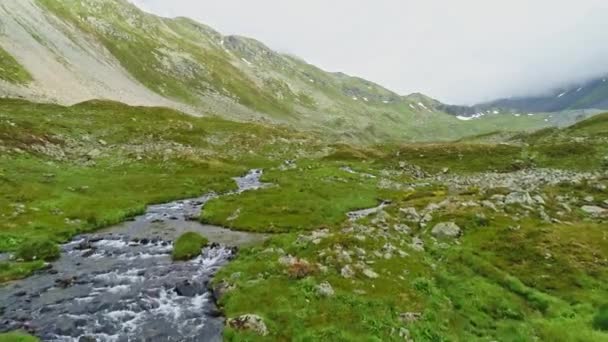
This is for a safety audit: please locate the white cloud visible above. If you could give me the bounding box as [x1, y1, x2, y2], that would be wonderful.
[128, 0, 608, 104]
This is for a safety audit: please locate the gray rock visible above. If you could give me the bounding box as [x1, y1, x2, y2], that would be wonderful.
[227, 314, 268, 336]
[581, 205, 607, 216]
[505, 191, 534, 206]
[362, 268, 379, 279]
[410, 237, 425, 252]
[431, 222, 461, 239]
[532, 195, 546, 205]
[481, 200, 498, 212]
[316, 282, 335, 297]
[399, 207, 420, 221]
[341, 265, 355, 278]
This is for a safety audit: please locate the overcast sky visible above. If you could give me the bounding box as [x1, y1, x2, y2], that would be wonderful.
[129, 0, 608, 105]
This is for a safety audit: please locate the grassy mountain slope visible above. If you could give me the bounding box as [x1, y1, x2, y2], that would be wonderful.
[0, 0, 568, 142]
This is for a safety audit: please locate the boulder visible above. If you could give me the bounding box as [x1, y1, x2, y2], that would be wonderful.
[581, 205, 607, 216]
[341, 265, 355, 278]
[316, 282, 335, 297]
[431, 222, 462, 239]
[410, 237, 425, 252]
[362, 268, 379, 279]
[227, 314, 268, 336]
[505, 191, 534, 206]
[174, 280, 205, 297]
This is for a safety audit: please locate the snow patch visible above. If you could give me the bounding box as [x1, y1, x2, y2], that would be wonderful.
[456, 116, 474, 121]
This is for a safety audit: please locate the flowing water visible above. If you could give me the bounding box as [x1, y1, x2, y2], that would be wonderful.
[0, 170, 268, 342]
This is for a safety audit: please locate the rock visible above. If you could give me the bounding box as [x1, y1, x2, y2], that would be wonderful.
[341, 265, 355, 278]
[55, 276, 77, 289]
[431, 222, 461, 239]
[490, 194, 505, 203]
[505, 191, 534, 206]
[227, 314, 268, 336]
[394, 223, 411, 235]
[581, 205, 607, 216]
[539, 210, 551, 223]
[79, 336, 97, 342]
[410, 237, 425, 252]
[584, 196, 595, 203]
[81, 249, 96, 258]
[174, 280, 205, 297]
[423, 203, 441, 213]
[481, 200, 497, 212]
[316, 282, 335, 297]
[532, 195, 546, 205]
[399, 207, 420, 221]
[213, 281, 235, 301]
[362, 268, 379, 279]
[86, 149, 102, 159]
[278, 255, 297, 267]
[400, 312, 422, 324]
[419, 213, 432, 228]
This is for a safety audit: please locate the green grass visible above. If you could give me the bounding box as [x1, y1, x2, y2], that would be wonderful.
[0, 332, 39, 342]
[0, 47, 32, 84]
[0, 98, 315, 281]
[594, 306, 608, 332]
[201, 161, 393, 233]
[15, 238, 60, 261]
[172, 232, 209, 261]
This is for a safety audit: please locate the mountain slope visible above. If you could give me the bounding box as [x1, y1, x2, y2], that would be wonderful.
[0, 0, 562, 142]
[485, 76, 608, 113]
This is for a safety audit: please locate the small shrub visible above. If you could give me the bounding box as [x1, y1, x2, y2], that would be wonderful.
[286, 259, 316, 279]
[172, 232, 209, 261]
[15, 239, 60, 262]
[593, 305, 608, 331]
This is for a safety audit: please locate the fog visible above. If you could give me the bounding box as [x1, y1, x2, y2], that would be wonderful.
[129, 0, 608, 104]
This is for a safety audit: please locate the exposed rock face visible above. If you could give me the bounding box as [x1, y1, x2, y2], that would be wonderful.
[227, 314, 268, 336]
[431, 222, 462, 239]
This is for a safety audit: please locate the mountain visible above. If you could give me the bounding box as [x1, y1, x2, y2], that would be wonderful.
[0, 0, 564, 142]
[442, 75, 608, 118]
[485, 76, 608, 113]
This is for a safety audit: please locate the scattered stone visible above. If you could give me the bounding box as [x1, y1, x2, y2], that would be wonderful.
[227, 314, 268, 336]
[316, 282, 335, 297]
[532, 195, 546, 205]
[399, 207, 420, 222]
[481, 200, 498, 212]
[400, 312, 422, 324]
[394, 224, 411, 234]
[410, 237, 425, 252]
[55, 276, 77, 289]
[581, 205, 607, 216]
[341, 265, 355, 278]
[419, 213, 432, 228]
[431, 222, 461, 239]
[174, 280, 205, 297]
[362, 268, 379, 279]
[505, 191, 534, 206]
[584, 196, 595, 203]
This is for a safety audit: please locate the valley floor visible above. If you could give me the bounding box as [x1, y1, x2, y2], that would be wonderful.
[0, 99, 607, 341]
